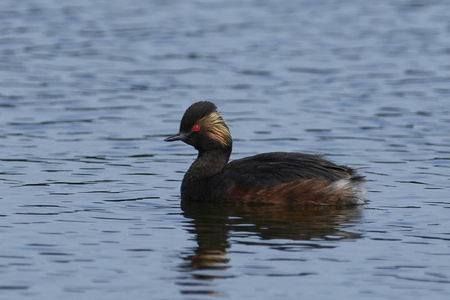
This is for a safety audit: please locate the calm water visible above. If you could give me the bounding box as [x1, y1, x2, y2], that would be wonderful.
[1, 0, 450, 299]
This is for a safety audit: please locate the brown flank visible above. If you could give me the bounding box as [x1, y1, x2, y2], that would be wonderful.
[223, 179, 356, 206]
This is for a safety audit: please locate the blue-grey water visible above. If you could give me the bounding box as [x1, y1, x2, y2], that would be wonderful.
[1, 0, 450, 299]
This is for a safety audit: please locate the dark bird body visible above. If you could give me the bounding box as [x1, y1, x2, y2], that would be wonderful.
[165, 101, 365, 205]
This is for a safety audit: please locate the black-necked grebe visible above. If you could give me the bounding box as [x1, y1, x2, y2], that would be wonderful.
[165, 101, 365, 205]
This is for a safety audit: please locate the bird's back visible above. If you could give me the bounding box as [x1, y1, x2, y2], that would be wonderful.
[214, 152, 365, 205]
[224, 152, 354, 185]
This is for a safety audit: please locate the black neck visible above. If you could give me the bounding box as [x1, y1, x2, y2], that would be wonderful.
[183, 147, 232, 184]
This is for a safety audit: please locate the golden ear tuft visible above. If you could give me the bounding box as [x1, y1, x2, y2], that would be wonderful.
[198, 111, 232, 147]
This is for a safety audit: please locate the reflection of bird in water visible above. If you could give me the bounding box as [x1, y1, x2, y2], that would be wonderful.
[165, 101, 366, 205]
[180, 203, 230, 273]
[228, 206, 363, 244]
[180, 203, 363, 272]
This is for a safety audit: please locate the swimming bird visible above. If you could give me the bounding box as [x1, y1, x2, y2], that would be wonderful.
[165, 101, 365, 205]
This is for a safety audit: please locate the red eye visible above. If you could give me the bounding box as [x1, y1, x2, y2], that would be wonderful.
[192, 125, 200, 131]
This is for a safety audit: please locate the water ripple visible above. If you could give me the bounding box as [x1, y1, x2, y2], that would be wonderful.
[1, 0, 450, 299]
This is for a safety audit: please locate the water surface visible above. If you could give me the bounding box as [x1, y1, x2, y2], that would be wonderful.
[1, 0, 450, 299]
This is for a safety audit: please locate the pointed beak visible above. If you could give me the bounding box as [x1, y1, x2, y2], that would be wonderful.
[164, 132, 188, 142]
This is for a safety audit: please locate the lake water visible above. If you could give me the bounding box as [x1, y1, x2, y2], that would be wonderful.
[1, 0, 450, 299]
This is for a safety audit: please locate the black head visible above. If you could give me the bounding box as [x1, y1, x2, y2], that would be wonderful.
[165, 101, 232, 151]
